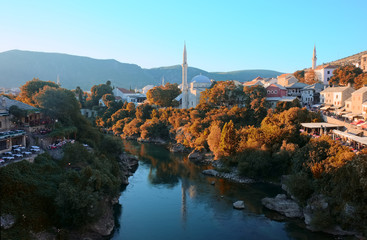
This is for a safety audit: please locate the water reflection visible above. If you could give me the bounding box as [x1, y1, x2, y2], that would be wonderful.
[113, 140, 341, 240]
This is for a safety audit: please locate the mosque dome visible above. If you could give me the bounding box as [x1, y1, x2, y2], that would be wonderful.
[191, 74, 211, 84]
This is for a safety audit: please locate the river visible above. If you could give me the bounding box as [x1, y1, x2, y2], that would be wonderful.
[111, 141, 339, 240]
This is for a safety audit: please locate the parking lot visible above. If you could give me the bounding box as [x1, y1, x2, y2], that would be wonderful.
[0, 145, 43, 167]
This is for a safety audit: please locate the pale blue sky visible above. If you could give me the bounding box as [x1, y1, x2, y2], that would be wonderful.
[0, 0, 366, 73]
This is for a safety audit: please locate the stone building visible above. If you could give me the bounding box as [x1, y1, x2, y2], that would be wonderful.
[320, 85, 355, 108]
[361, 54, 367, 72]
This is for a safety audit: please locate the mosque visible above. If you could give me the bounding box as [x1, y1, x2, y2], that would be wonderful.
[180, 44, 212, 109]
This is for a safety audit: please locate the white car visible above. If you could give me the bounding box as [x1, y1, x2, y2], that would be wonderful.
[14, 154, 23, 158]
[23, 152, 32, 155]
[0, 159, 5, 164]
[31, 146, 40, 149]
[3, 156, 14, 160]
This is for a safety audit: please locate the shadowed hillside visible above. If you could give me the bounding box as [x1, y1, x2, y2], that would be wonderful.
[0, 50, 283, 89]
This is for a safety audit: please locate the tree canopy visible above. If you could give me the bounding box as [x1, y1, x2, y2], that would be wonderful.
[199, 81, 245, 107]
[17, 78, 59, 106]
[329, 65, 363, 87]
[146, 83, 181, 107]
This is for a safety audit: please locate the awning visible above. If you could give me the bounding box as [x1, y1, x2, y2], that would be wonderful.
[333, 130, 367, 145]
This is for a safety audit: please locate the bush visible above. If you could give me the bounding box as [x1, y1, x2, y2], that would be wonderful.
[285, 173, 314, 205]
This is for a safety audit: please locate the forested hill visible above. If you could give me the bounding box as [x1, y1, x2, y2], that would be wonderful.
[0, 50, 282, 90]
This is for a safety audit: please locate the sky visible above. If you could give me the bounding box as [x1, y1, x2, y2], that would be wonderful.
[0, 0, 366, 73]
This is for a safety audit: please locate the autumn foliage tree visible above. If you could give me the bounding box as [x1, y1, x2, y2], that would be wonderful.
[200, 81, 245, 107]
[17, 78, 59, 106]
[304, 69, 319, 85]
[293, 70, 305, 83]
[329, 65, 363, 86]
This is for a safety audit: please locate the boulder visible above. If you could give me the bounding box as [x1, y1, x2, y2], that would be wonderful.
[170, 144, 186, 153]
[303, 194, 328, 225]
[233, 201, 245, 210]
[261, 194, 303, 218]
[1, 214, 15, 229]
[188, 149, 203, 161]
[202, 169, 219, 177]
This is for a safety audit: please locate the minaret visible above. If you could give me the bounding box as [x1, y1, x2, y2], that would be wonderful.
[57, 74, 60, 86]
[161, 76, 165, 86]
[312, 45, 317, 70]
[181, 43, 189, 109]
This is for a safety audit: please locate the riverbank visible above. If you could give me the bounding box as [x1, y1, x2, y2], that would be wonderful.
[0, 144, 140, 240]
[113, 138, 367, 239]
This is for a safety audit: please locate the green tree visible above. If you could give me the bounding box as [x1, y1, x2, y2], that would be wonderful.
[219, 120, 237, 157]
[86, 82, 113, 107]
[146, 83, 181, 107]
[136, 104, 154, 120]
[33, 87, 81, 126]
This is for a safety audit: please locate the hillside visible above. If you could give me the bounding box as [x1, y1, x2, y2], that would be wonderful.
[0, 50, 282, 90]
[327, 50, 367, 66]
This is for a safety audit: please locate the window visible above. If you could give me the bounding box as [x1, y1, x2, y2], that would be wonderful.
[327, 71, 330, 74]
[274, 90, 277, 94]
[0, 121, 2, 128]
[336, 95, 338, 99]
[267, 90, 270, 94]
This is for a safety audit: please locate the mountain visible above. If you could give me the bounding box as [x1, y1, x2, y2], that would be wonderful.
[0, 50, 283, 90]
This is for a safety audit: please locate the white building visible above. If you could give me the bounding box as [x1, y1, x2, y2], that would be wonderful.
[300, 82, 324, 106]
[141, 85, 155, 94]
[112, 87, 146, 106]
[315, 64, 338, 85]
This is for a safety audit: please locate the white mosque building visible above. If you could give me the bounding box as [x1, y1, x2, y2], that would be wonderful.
[180, 44, 212, 109]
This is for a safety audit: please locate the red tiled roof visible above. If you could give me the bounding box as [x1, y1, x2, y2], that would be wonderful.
[315, 64, 339, 70]
[117, 87, 134, 94]
[278, 73, 290, 78]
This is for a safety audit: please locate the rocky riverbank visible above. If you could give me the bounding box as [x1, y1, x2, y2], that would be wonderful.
[260, 176, 361, 238]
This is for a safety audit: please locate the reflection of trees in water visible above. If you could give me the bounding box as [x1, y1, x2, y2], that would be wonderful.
[123, 140, 202, 187]
[122, 140, 285, 216]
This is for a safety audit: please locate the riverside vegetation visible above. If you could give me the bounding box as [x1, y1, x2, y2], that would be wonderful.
[1, 80, 126, 239]
[92, 79, 366, 236]
[2, 77, 367, 238]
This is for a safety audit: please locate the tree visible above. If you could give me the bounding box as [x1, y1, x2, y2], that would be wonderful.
[199, 81, 245, 107]
[207, 123, 222, 159]
[329, 65, 363, 86]
[33, 86, 81, 126]
[304, 69, 319, 85]
[86, 82, 113, 107]
[74, 86, 87, 108]
[17, 78, 59, 106]
[146, 83, 181, 107]
[294, 70, 305, 83]
[136, 104, 154, 120]
[219, 120, 237, 157]
[354, 72, 367, 89]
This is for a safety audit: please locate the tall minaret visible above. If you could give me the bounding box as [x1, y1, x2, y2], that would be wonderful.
[181, 43, 189, 109]
[312, 45, 317, 70]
